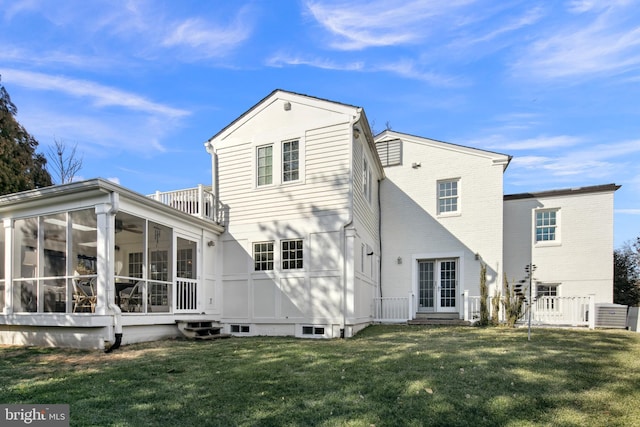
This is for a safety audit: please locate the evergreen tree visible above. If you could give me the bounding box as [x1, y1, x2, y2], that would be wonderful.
[614, 238, 640, 307]
[0, 76, 52, 195]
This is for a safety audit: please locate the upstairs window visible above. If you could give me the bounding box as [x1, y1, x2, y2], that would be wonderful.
[254, 242, 274, 271]
[535, 210, 558, 242]
[438, 179, 459, 214]
[282, 239, 303, 270]
[257, 145, 273, 186]
[283, 140, 299, 182]
[363, 156, 372, 203]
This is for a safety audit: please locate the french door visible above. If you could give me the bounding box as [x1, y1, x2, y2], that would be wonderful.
[418, 259, 458, 313]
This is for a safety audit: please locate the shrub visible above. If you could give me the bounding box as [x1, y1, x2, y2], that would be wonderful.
[502, 275, 524, 328]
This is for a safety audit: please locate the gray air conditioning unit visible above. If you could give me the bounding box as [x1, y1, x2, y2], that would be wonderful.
[595, 303, 628, 329]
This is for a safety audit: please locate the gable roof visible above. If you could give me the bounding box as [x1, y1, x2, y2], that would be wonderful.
[374, 130, 512, 171]
[504, 183, 621, 201]
[205, 89, 362, 145]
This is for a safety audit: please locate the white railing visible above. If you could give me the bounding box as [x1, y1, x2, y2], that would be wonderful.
[464, 295, 481, 322]
[462, 293, 595, 328]
[531, 296, 593, 327]
[149, 184, 222, 223]
[373, 295, 413, 323]
[176, 279, 198, 312]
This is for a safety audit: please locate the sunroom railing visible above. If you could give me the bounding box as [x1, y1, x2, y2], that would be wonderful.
[149, 185, 223, 224]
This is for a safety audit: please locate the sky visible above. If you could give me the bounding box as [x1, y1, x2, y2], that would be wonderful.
[1, 0, 639, 247]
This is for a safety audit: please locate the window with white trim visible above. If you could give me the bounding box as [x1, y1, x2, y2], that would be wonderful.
[536, 284, 559, 310]
[438, 179, 459, 214]
[282, 239, 303, 270]
[254, 242, 274, 271]
[283, 140, 299, 182]
[363, 156, 372, 203]
[535, 209, 558, 242]
[257, 145, 273, 186]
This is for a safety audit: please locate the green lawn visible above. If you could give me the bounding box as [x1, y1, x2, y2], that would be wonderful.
[1, 325, 639, 426]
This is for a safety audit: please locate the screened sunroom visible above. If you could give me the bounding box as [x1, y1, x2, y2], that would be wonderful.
[0, 179, 223, 349]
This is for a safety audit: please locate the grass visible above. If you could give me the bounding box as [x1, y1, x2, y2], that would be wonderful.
[1, 325, 640, 427]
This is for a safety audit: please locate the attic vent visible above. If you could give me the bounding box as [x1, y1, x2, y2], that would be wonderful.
[376, 139, 402, 167]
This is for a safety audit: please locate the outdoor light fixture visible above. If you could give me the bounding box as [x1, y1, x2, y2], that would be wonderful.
[207, 240, 215, 247]
[353, 128, 361, 139]
[284, 101, 291, 111]
[397, 256, 402, 265]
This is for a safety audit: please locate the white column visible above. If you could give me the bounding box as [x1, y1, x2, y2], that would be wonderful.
[94, 203, 116, 315]
[3, 218, 13, 314]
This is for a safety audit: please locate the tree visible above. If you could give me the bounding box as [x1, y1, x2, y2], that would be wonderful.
[614, 238, 640, 307]
[47, 138, 83, 184]
[0, 76, 52, 195]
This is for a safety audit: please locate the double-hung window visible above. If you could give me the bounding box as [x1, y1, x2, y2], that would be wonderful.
[282, 239, 303, 270]
[254, 242, 274, 271]
[283, 140, 299, 182]
[257, 145, 273, 186]
[363, 156, 372, 203]
[438, 179, 459, 214]
[535, 209, 558, 242]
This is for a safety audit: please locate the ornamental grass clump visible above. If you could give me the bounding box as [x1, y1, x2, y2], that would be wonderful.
[502, 275, 524, 327]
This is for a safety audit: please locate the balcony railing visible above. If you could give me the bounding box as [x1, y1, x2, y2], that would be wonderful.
[149, 185, 223, 224]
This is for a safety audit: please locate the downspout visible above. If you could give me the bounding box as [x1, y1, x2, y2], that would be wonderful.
[341, 112, 360, 338]
[105, 192, 123, 353]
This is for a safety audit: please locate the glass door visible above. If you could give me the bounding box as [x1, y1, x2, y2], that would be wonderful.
[417, 259, 458, 313]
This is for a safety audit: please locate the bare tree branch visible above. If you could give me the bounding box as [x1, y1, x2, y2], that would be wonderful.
[47, 139, 83, 184]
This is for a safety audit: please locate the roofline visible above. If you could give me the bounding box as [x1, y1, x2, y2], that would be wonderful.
[205, 89, 361, 144]
[0, 178, 224, 233]
[375, 129, 513, 170]
[504, 183, 621, 201]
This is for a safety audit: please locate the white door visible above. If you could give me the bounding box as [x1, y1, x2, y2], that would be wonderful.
[174, 236, 199, 312]
[417, 259, 458, 313]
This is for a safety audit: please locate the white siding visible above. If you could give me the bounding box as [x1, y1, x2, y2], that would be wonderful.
[210, 91, 363, 334]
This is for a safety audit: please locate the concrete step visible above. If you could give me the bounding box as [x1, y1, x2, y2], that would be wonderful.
[408, 318, 471, 326]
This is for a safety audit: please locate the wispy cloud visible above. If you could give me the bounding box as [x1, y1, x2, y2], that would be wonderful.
[485, 135, 582, 151]
[513, 2, 640, 80]
[508, 139, 640, 184]
[615, 209, 640, 215]
[267, 53, 463, 86]
[305, 0, 474, 50]
[2, 69, 189, 118]
[266, 52, 364, 71]
[161, 8, 254, 60]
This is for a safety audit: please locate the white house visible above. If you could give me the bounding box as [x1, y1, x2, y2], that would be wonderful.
[0, 90, 620, 349]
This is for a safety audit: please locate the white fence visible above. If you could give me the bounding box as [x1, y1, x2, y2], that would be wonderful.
[373, 293, 595, 328]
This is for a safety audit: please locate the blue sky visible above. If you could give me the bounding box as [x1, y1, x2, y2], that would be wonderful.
[1, 0, 639, 247]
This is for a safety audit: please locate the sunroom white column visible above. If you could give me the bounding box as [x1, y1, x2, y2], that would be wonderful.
[3, 218, 13, 314]
[95, 201, 117, 315]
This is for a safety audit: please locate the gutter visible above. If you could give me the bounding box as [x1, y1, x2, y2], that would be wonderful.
[105, 192, 123, 353]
